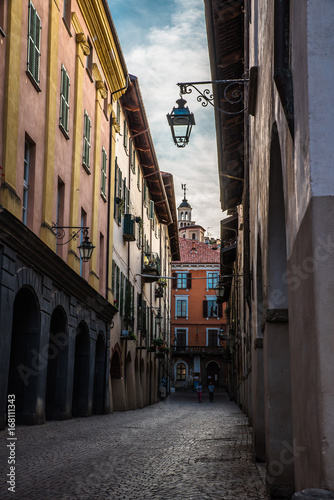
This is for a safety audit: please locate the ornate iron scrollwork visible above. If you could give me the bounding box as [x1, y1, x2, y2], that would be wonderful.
[177, 76, 249, 116]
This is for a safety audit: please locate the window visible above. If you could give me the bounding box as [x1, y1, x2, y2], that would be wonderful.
[114, 161, 123, 225]
[203, 298, 222, 318]
[129, 139, 136, 173]
[207, 329, 218, 347]
[149, 200, 154, 220]
[176, 363, 186, 381]
[176, 297, 188, 318]
[143, 180, 148, 207]
[86, 37, 93, 79]
[83, 111, 91, 170]
[175, 329, 187, 347]
[103, 85, 109, 119]
[137, 165, 141, 191]
[101, 147, 107, 198]
[23, 141, 30, 225]
[63, 0, 71, 30]
[59, 64, 70, 137]
[207, 272, 219, 290]
[123, 179, 129, 214]
[172, 272, 191, 289]
[27, 1, 41, 86]
[123, 119, 128, 152]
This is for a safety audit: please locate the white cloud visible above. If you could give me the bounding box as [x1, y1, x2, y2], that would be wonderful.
[112, 0, 222, 238]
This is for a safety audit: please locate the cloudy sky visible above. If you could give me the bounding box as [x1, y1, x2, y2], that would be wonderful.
[108, 0, 223, 238]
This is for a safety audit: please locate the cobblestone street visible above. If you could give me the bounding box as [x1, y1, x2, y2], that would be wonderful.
[0, 392, 269, 500]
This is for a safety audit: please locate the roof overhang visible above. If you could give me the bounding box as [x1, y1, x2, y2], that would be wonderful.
[120, 75, 172, 225]
[204, 0, 245, 211]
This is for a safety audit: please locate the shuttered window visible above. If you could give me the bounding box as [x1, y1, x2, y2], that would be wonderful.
[83, 111, 91, 169]
[123, 120, 128, 151]
[59, 65, 70, 136]
[101, 147, 107, 198]
[123, 179, 130, 214]
[27, 1, 41, 84]
[203, 299, 222, 318]
[149, 200, 154, 220]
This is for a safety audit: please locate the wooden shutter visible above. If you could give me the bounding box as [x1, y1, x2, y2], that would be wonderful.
[101, 147, 107, 196]
[111, 260, 116, 293]
[123, 120, 128, 150]
[203, 300, 208, 318]
[187, 273, 192, 289]
[149, 200, 154, 220]
[120, 272, 124, 316]
[27, 2, 41, 83]
[217, 302, 222, 318]
[172, 272, 177, 289]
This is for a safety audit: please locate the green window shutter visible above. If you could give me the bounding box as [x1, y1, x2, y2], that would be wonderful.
[149, 200, 154, 220]
[101, 147, 107, 197]
[123, 185, 130, 215]
[114, 160, 119, 220]
[144, 181, 147, 204]
[117, 168, 122, 225]
[27, 2, 41, 83]
[123, 120, 128, 151]
[115, 265, 120, 308]
[83, 111, 91, 168]
[120, 272, 124, 316]
[111, 260, 116, 293]
[137, 165, 141, 191]
[60, 65, 70, 134]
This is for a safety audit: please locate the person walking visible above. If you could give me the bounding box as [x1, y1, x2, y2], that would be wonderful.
[208, 381, 215, 402]
[197, 382, 203, 403]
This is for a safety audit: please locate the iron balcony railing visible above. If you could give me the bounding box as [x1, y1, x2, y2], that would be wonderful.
[171, 345, 223, 354]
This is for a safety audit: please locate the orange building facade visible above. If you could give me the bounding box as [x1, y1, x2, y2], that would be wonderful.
[171, 238, 227, 391]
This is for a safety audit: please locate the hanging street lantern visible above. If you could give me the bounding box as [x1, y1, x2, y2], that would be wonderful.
[78, 229, 95, 262]
[167, 97, 195, 148]
[214, 282, 225, 303]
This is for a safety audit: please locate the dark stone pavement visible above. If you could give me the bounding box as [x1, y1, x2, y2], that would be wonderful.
[0, 391, 269, 499]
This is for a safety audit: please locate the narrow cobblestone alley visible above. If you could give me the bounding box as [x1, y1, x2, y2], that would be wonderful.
[0, 392, 269, 500]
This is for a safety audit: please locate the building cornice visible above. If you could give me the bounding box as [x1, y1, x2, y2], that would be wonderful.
[76, 0, 127, 97]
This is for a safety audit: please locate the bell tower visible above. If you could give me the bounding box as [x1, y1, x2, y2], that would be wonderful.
[177, 184, 195, 229]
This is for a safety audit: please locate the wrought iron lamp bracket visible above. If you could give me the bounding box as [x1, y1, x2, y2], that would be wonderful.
[177, 75, 249, 116]
[51, 224, 89, 245]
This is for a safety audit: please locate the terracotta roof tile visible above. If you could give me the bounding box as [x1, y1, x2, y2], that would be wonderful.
[173, 238, 220, 264]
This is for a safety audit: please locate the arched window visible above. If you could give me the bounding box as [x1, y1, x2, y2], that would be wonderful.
[176, 363, 186, 381]
[192, 233, 196, 240]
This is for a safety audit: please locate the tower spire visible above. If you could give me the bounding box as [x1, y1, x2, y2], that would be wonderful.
[181, 183, 187, 201]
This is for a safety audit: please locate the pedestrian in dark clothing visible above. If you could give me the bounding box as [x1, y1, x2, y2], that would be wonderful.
[197, 383, 202, 403]
[208, 382, 215, 402]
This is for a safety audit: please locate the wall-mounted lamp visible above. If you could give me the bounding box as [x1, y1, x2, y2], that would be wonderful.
[166, 97, 195, 148]
[168, 69, 258, 147]
[52, 224, 95, 262]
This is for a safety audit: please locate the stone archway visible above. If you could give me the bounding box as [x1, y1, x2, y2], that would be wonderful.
[8, 287, 41, 425]
[264, 125, 294, 496]
[72, 321, 90, 417]
[46, 306, 69, 420]
[126, 351, 136, 410]
[110, 348, 125, 411]
[93, 333, 106, 415]
[206, 361, 219, 387]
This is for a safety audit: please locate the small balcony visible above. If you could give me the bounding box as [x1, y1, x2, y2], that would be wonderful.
[142, 252, 161, 282]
